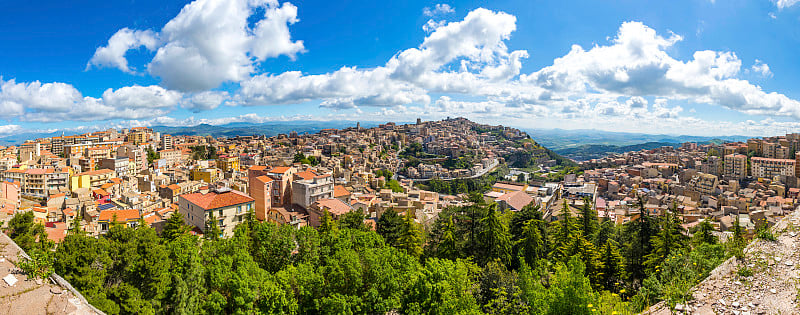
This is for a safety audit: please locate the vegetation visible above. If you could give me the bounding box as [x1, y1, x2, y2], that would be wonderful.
[293, 152, 320, 166]
[189, 145, 217, 160]
[2, 190, 744, 314]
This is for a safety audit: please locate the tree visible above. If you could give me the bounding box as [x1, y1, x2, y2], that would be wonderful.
[517, 218, 545, 267]
[376, 209, 403, 245]
[551, 201, 578, 263]
[623, 196, 656, 284]
[477, 204, 512, 266]
[161, 213, 189, 242]
[146, 146, 161, 164]
[598, 240, 625, 292]
[436, 216, 460, 260]
[395, 210, 423, 257]
[206, 212, 221, 241]
[579, 198, 598, 240]
[645, 207, 688, 272]
[7, 211, 50, 252]
[692, 219, 717, 246]
[340, 211, 370, 231]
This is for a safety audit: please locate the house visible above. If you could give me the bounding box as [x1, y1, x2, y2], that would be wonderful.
[495, 190, 536, 211]
[97, 209, 141, 233]
[308, 198, 351, 227]
[178, 187, 255, 238]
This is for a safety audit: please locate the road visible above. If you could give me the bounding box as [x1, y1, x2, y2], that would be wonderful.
[405, 158, 500, 182]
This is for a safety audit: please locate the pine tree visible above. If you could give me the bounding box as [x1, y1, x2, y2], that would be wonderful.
[645, 205, 688, 272]
[319, 210, 337, 236]
[550, 200, 577, 263]
[477, 204, 512, 266]
[437, 216, 459, 260]
[598, 240, 624, 292]
[206, 212, 221, 241]
[624, 196, 656, 283]
[162, 213, 189, 242]
[517, 219, 545, 267]
[396, 210, 423, 257]
[692, 219, 717, 246]
[579, 197, 598, 240]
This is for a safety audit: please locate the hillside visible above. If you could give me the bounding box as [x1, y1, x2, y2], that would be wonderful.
[646, 208, 800, 314]
[555, 142, 679, 161]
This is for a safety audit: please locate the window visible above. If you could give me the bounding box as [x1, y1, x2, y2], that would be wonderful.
[218, 219, 223, 226]
[218, 209, 223, 217]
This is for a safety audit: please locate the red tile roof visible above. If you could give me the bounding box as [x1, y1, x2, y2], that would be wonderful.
[333, 185, 350, 198]
[269, 166, 292, 174]
[255, 175, 274, 183]
[314, 198, 351, 216]
[98, 209, 140, 222]
[181, 190, 254, 210]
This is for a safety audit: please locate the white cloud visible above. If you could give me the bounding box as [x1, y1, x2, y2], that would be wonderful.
[86, 28, 158, 73]
[748, 59, 773, 77]
[0, 78, 183, 122]
[774, 0, 800, 9]
[89, 0, 304, 91]
[183, 91, 230, 112]
[423, 4, 454, 17]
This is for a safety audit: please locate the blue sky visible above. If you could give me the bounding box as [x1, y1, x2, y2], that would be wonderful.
[1, 0, 800, 136]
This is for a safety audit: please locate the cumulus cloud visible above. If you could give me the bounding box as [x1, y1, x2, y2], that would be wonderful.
[0, 79, 182, 122]
[86, 28, 158, 73]
[238, 8, 525, 109]
[89, 0, 304, 91]
[774, 0, 800, 9]
[748, 59, 772, 77]
[423, 4, 454, 16]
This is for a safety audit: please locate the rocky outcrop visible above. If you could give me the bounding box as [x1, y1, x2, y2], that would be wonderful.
[645, 208, 800, 314]
[0, 232, 102, 315]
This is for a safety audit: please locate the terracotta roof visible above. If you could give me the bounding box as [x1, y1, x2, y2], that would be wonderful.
[249, 165, 268, 171]
[181, 190, 254, 210]
[255, 175, 274, 183]
[100, 183, 115, 189]
[333, 185, 350, 198]
[295, 171, 317, 180]
[314, 198, 351, 216]
[492, 183, 525, 191]
[496, 191, 534, 211]
[269, 166, 292, 174]
[98, 209, 140, 222]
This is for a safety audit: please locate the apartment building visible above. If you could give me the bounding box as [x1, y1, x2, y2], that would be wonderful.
[99, 157, 131, 178]
[1, 168, 69, 198]
[178, 187, 254, 238]
[161, 134, 174, 151]
[291, 171, 334, 210]
[70, 169, 115, 190]
[723, 154, 747, 181]
[267, 166, 296, 206]
[751, 157, 796, 178]
[158, 149, 181, 167]
[216, 155, 240, 172]
[687, 172, 719, 195]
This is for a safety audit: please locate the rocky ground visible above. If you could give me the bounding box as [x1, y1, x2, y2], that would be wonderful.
[0, 232, 99, 315]
[647, 209, 800, 315]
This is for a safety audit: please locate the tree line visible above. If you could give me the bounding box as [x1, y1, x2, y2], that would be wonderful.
[4, 194, 741, 314]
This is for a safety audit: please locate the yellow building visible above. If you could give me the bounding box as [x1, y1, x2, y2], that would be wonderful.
[491, 182, 528, 194]
[69, 169, 115, 190]
[216, 155, 240, 172]
[191, 168, 219, 183]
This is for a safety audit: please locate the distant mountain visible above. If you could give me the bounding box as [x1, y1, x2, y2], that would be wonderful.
[0, 121, 386, 145]
[554, 142, 680, 161]
[151, 121, 383, 138]
[520, 128, 751, 161]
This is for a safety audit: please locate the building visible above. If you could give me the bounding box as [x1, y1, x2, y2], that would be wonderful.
[216, 155, 240, 172]
[158, 149, 181, 167]
[178, 187, 255, 238]
[191, 168, 219, 183]
[250, 175, 273, 221]
[308, 198, 351, 227]
[97, 209, 141, 233]
[69, 169, 115, 191]
[161, 134, 174, 151]
[99, 157, 130, 178]
[723, 154, 747, 181]
[751, 157, 796, 179]
[687, 172, 719, 195]
[291, 171, 335, 210]
[267, 166, 296, 206]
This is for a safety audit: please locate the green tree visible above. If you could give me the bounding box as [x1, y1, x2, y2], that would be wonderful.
[598, 240, 625, 292]
[161, 213, 189, 242]
[206, 212, 221, 241]
[692, 219, 717, 246]
[477, 204, 512, 266]
[645, 207, 688, 272]
[579, 198, 598, 240]
[7, 211, 50, 252]
[395, 210, 423, 257]
[376, 209, 403, 245]
[623, 197, 656, 284]
[339, 211, 370, 231]
[550, 201, 578, 263]
[517, 218, 545, 267]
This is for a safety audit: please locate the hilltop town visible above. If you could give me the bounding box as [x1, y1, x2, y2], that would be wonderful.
[0, 118, 795, 245]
